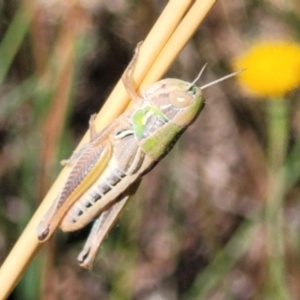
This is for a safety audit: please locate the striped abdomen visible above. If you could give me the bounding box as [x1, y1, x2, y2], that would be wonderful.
[60, 127, 153, 232]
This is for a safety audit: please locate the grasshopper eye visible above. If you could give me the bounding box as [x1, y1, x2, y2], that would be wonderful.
[187, 86, 198, 95]
[169, 90, 194, 108]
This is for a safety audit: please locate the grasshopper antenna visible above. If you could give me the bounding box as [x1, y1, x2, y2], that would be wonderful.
[185, 63, 208, 91]
[200, 69, 245, 90]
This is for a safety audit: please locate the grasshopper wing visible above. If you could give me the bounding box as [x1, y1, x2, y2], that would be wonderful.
[37, 123, 118, 241]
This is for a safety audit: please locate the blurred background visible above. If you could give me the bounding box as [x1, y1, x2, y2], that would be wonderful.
[0, 0, 300, 299]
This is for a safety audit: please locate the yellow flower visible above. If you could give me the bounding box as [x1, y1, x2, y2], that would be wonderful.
[233, 41, 300, 97]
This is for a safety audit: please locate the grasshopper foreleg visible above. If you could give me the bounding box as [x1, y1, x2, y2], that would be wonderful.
[122, 42, 143, 104]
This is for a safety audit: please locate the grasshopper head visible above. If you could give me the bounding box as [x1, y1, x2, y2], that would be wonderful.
[144, 78, 205, 128]
[142, 68, 242, 129]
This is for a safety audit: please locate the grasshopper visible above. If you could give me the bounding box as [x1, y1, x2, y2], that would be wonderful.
[37, 43, 240, 269]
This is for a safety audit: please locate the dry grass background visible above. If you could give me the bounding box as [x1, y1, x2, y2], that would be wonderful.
[0, 0, 300, 299]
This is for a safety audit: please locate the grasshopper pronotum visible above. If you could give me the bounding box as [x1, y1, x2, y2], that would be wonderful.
[37, 43, 240, 269]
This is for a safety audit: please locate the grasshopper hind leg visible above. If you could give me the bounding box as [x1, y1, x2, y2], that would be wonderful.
[78, 180, 141, 269]
[78, 195, 130, 269]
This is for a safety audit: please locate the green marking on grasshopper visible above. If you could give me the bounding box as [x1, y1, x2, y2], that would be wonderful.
[132, 105, 169, 140]
[140, 122, 182, 160]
